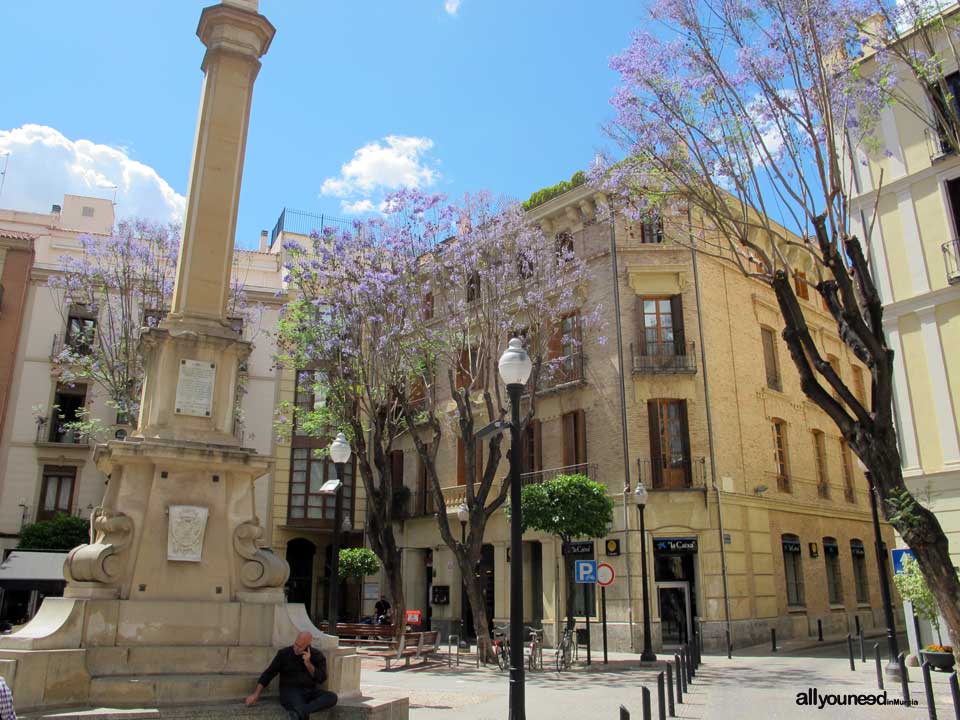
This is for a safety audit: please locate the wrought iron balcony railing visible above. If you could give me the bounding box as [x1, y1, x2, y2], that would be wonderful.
[637, 455, 706, 490]
[943, 239, 960, 285]
[35, 418, 88, 446]
[50, 332, 94, 360]
[531, 353, 586, 392]
[631, 338, 697, 374]
[518, 462, 597, 487]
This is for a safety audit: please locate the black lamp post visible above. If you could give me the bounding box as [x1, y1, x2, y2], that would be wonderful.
[457, 503, 469, 644]
[858, 459, 901, 678]
[499, 337, 532, 720]
[634, 482, 656, 662]
[325, 431, 351, 638]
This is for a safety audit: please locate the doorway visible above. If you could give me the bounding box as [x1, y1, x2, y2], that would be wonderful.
[286, 538, 316, 617]
[657, 582, 692, 647]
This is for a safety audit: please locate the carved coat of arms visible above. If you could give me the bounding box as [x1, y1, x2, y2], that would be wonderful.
[167, 505, 209, 562]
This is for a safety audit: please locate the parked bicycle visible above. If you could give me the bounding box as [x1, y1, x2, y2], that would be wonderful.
[555, 625, 578, 671]
[525, 626, 543, 671]
[493, 625, 510, 671]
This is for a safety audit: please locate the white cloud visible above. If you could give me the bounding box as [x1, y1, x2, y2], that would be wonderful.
[321, 135, 439, 197]
[444, 0, 462, 15]
[0, 124, 185, 223]
[340, 199, 377, 215]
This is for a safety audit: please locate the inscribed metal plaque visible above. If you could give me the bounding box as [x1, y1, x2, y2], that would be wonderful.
[175, 359, 216, 417]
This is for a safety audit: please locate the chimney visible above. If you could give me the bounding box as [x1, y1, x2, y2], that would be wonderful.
[51, 204, 61, 215]
[260, 229, 269, 252]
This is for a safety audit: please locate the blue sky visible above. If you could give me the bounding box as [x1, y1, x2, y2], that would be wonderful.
[0, 1, 645, 249]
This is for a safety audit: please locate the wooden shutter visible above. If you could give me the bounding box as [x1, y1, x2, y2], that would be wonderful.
[574, 409, 587, 466]
[548, 322, 563, 361]
[531, 419, 542, 472]
[562, 412, 575, 467]
[670, 294, 685, 353]
[390, 450, 404, 491]
[647, 400, 663, 488]
[635, 296, 647, 356]
[457, 439, 466, 486]
[678, 400, 691, 486]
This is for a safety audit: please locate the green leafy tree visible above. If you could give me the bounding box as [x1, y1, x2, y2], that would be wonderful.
[339, 547, 381, 580]
[518, 474, 614, 630]
[18, 514, 90, 551]
[894, 555, 944, 647]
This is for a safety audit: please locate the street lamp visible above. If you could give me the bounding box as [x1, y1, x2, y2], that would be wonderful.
[634, 482, 656, 662]
[857, 458, 901, 678]
[322, 432, 352, 638]
[457, 503, 470, 645]
[498, 337, 532, 720]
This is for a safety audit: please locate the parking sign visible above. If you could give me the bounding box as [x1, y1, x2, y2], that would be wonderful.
[575, 560, 597, 584]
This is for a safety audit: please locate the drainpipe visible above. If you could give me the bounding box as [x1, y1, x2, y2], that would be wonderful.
[689, 205, 732, 656]
[609, 207, 636, 651]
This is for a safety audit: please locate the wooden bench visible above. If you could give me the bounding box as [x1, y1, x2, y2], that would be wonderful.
[366, 631, 440, 669]
[317, 622, 397, 643]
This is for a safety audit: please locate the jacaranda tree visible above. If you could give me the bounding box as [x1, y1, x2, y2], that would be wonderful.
[601, 0, 960, 662]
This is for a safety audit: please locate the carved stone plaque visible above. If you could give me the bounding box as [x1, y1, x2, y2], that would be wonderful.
[167, 505, 209, 562]
[175, 359, 215, 417]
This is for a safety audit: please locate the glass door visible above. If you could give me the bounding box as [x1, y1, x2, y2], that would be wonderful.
[657, 581, 691, 647]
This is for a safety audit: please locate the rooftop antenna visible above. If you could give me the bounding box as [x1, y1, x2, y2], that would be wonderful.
[99, 181, 119, 206]
[0, 152, 10, 200]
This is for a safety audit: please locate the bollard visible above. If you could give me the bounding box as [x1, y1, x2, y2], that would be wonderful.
[922, 662, 938, 720]
[859, 627, 866, 664]
[657, 671, 666, 720]
[695, 622, 702, 666]
[899, 652, 911, 706]
[675, 654, 684, 704]
[679, 651, 688, 693]
[855, 614, 861, 636]
[847, 634, 856, 672]
[771, 628, 777, 652]
[666, 663, 675, 717]
[725, 627, 732, 659]
[874, 643, 884, 691]
[686, 643, 695, 680]
[948, 672, 959, 720]
[642, 686, 652, 720]
[817, 618, 823, 642]
[620, 705, 630, 720]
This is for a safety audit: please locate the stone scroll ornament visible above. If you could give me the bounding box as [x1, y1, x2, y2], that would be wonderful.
[63, 508, 134, 584]
[167, 505, 209, 562]
[233, 520, 290, 589]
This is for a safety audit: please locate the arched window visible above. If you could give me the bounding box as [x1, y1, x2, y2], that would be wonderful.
[812, 430, 829, 498]
[782, 534, 804, 607]
[823, 537, 843, 605]
[851, 539, 869, 604]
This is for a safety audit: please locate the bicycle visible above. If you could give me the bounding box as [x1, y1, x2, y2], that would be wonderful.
[525, 626, 543, 671]
[493, 626, 510, 671]
[555, 626, 578, 671]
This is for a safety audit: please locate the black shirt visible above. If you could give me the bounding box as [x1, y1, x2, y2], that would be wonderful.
[257, 646, 327, 692]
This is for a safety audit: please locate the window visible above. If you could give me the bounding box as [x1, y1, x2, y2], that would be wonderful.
[390, 449, 404, 491]
[772, 419, 790, 492]
[288, 448, 354, 523]
[422, 292, 434, 321]
[794, 270, 809, 300]
[456, 346, 482, 390]
[294, 370, 326, 436]
[561, 409, 587, 470]
[840, 439, 855, 503]
[567, 544, 596, 618]
[517, 250, 535, 279]
[648, 399, 692, 489]
[416, 443, 434, 515]
[38, 466, 77, 521]
[827, 354, 842, 400]
[851, 366, 867, 408]
[782, 534, 805, 606]
[521, 419, 542, 478]
[823, 537, 843, 604]
[65, 306, 97, 355]
[637, 296, 684, 358]
[555, 232, 575, 261]
[49, 383, 87, 443]
[930, 71, 960, 154]
[812, 430, 829, 498]
[761, 327, 782, 391]
[547, 313, 582, 384]
[457, 437, 485, 486]
[640, 214, 664, 244]
[851, 539, 870, 604]
[81, 206, 95, 218]
[466, 271, 480, 303]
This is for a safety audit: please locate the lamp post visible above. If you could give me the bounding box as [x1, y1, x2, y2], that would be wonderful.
[857, 458, 901, 678]
[457, 503, 469, 645]
[499, 338, 532, 720]
[634, 482, 657, 662]
[325, 432, 352, 638]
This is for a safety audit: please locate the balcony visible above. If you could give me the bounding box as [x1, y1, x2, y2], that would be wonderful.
[531, 353, 586, 393]
[944, 240, 960, 284]
[50, 332, 94, 360]
[436, 462, 598, 508]
[631, 337, 696, 374]
[35, 418, 88, 446]
[637, 455, 706, 490]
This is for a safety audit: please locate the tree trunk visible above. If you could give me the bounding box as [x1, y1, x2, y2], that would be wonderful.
[563, 550, 576, 632]
[457, 550, 494, 661]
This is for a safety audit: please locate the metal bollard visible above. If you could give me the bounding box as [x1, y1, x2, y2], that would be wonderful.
[657, 671, 666, 720]
[817, 618, 823, 642]
[948, 672, 959, 720]
[679, 651, 688, 693]
[859, 627, 866, 663]
[847, 634, 856, 672]
[899, 652, 911, 706]
[642, 686, 652, 720]
[922, 662, 938, 720]
[725, 627, 732, 659]
[854, 614, 861, 636]
[874, 643, 884, 691]
[620, 705, 630, 720]
[674, 654, 684, 704]
[771, 628, 777, 652]
[666, 662, 676, 717]
[686, 643, 695, 680]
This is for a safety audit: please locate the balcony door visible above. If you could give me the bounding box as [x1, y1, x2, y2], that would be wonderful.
[648, 399, 691, 489]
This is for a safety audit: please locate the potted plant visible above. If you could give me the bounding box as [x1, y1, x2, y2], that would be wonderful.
[893, 556, 955, 671]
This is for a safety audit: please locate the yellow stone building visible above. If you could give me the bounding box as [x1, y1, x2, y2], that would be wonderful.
[268, 192, 897, 653]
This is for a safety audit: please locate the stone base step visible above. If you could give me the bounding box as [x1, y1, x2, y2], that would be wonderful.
[23, 695, 409, 720]
[89, 674, 274, 707]
[86, 647, 275, 677]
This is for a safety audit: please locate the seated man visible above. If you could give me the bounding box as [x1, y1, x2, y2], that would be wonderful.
[245, 631, 338, 719]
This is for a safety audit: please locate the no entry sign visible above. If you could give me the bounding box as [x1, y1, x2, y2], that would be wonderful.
[596, 562, 615, 587]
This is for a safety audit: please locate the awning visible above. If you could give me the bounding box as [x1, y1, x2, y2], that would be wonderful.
[0, 551, 68, 584]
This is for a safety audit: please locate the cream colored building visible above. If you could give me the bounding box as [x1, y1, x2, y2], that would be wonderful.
[0, 195, 286, 621]
[849, 14, 960, 573]
[267, 195, 897, 653]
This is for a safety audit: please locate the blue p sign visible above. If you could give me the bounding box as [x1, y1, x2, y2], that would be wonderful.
[575, 560, 597, 584]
